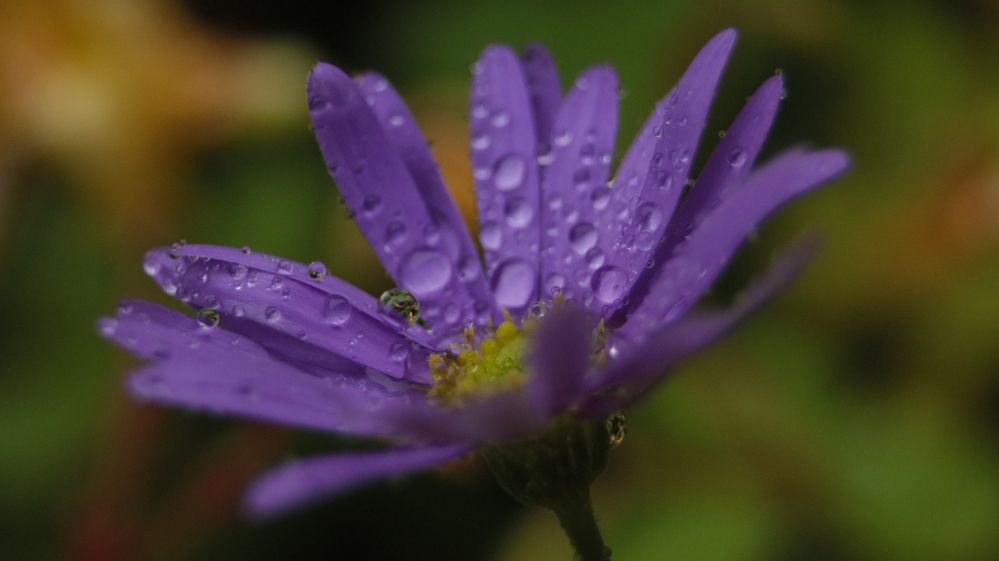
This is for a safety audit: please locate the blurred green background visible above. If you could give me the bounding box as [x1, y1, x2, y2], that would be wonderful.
[1, 0, 998, 559]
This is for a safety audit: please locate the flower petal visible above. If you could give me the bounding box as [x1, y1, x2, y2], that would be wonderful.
[619, 149, 850, 339]
[520, 43, 562, 146]
[539, 66, 619, 306]
[308, 63, 494, 336]
[583, 236, 818, 415]
[527, 303, 599, 417]
[144, 244, 435, 383]
[469, 45, 542, 316]
[355, 72, 496, 335]
[245, 444, 471, 519]
[593, 29, 737, 318]
[102, 300, 431, 438]
[662, 74, 784, 253]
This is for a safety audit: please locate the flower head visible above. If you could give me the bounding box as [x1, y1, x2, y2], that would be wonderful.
[100, 29, 848, 521]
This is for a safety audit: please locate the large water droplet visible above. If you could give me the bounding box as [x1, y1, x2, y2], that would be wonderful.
[491, 259, 536, 309]
[569, 222, 598, 254]
[324, 295, 352, 326]
[590, 186, 610, 210]
[727, 147, 747, 168]
[504, 197, 534, 228]
[636, 201, 663, 233]
[399, 249, 452, 297]
[197, 308, 220, 328]
[385, 221, 407, 246]
[494, 154, 526, 191]
[585, 247, 606, 269]
[480, 222, 502, 251]
[308, 261, 327, 280]
[592, 265, 628, 304]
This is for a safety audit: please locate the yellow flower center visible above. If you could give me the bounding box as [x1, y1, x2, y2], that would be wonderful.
[427, 295, 611, 404]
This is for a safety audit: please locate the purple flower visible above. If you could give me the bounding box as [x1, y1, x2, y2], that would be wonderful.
[100, 29, 848, 521]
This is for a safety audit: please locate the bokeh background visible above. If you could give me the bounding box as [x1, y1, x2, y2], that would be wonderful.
[2, 0, 998, 559]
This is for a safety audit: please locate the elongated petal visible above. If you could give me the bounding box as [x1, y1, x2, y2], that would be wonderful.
[355, 72, 496, 335]
[469, 46, 542, 316]
[619, 149, 849, 339]
[102, 300, 430, 438]
[663, 75, 784, 252]
[309, 63, 494, 336]
[528, 304, 599, 417]
[144, 244, 434, 383]
[245, 444, 471, 519]
[520, 43, 562, 146]
[583, 236, 817, 415]
[594, 29, 737, 319]
[539, 66, 619, 306]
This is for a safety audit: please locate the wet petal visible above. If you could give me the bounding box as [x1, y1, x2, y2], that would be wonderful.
[103, 300, 430, 438]
[527, 304, 599, 417]
[662, 75, 784, 253]
[469, 45, 542, 316]
[309, 63, 493, 336]
[583, 236, 817, 415]
[520, 43, 562, 147]
[144, 244, 435, 383]
[619, 149, 849, 339]
[355, 72, 496, 335]
[539, 66, 619, 306]
[596, 29, 737, 317]
[245, 444, 471, 519]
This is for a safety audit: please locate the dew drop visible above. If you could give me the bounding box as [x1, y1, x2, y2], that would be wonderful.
[504, 197, 534, 228]
[490, 111, 510, 128]
[264, 307, 282, 323]
[590, 186, 610, 210]
[554, 130, 573, 147]
[458, 256, 481, 281]
[471, 133, 492, 151]
[389, 342, 409, 362]
[228, 263, 248, 280]
[544, 273, 566, 296]
[727, 147, 747, 168]
[362, 194, 382, 216]
[98, 318, 118, 337]
[197, 308, 220, 328]
[399, 249, 452, 297]
[143, 254, 161, 276]
[494, 154, 526, 191]
[308, 261, 327, 280]
[490, 259, 536, 309]
[480, 222, 502, 251]
[636, 201, 664, 232]
[240, 246, 252, 255]
[388, 114, 405, 127]
[568, 222, 598, 254]
[592, 265, 628, 304]
[385, 221, 407, 246]
[324, 295, 352, 326]
[585, 247, 606, 269]
[277, 260, 293, 275]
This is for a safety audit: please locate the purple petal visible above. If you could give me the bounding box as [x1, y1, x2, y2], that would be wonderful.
[245, 444, 471, 519]
[144, 244, 435, 383]
[619, 149, 850, 339]
[662, 74, 784, 253]
[308, 63, 494, 336]
[593, 29, 737, 318]
[520, 43, 562, 147]
[102, 300, 431, 438]
[539, 66, 619, 306]
[469, 46, 542, 316]
[355, 72, 496, 334]
[384, 388, 548, 444]
[527, 304, 599, 417]
[583, 236, 818, 415]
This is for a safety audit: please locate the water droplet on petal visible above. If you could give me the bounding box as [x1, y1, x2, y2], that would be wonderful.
[399, 249, 452, 297]
[491, 259, 536, 309]
[727, 147, 747, 168]
[324, 295, 352, 326]
[362, 195, 382, 216]
[636, 202, 664, 232]
[480, 222, 502, 251]
[228, 263, 248, 280]
[308, 261, 327, 280]
[240, 246, 252, 255]
[98, 318, 118, 337]
[389, 342, 409, 362]
[569, 222, 598, 254]
[494, 154, 526, 191]
[197, 308, 220, 328]
[385, 221, 407, 246]
[592, 265, 628, 304]
[264, 307, 282, 323]
[277, 260, 294, 275]
[504, 197, 534, 228]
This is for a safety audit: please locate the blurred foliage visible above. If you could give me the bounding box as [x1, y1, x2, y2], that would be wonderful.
[0, 0, 997, 560]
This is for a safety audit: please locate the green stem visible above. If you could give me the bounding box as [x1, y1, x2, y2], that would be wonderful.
[553, 494, 611, 561]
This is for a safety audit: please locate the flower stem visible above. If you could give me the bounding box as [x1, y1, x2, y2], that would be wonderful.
[553, 493, 611, 561]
